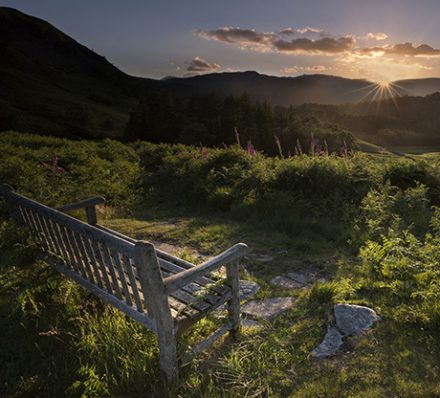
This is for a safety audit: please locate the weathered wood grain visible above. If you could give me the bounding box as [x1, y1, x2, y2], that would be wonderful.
[164, 243, 248, 293]
[135, 241, 178, 384]
[226, 260, 241, 339]
[57, 197, 105, 213]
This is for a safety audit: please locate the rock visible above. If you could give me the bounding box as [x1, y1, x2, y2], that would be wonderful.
[312, 304, 381, 359]
[239, 280, 260, 300]
[312, 326, 344, 358]
[213, 280, 260, 316]
[255, 254, 274, 263]
[155, 242, 181, 254]
[242, 297, 296, 320]
[241, 318, 261, 329]
[334, 304, 381, 336]
[270, 275, 304, 289]
[286, 271, 315, 286]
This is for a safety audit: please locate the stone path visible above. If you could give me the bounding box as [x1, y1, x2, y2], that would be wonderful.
[312, 304, 381, 358]
[242, 297, 296, 320]
[270, 267, 327, 290]
[147, 238, 382, 356]
[239, 280, 260, 300]
[152, 240, 321, 329]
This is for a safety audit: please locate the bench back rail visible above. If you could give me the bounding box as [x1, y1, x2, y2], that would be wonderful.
[1, 187, 162, 330]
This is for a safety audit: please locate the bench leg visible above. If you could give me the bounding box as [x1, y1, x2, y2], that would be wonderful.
[158, 330, 178, 385]
[226, 260, 241, 339]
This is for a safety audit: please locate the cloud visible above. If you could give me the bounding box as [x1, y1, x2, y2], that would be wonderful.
[386, 42, 440, 57]
[279, 26, 324, 36]
[273, 36, 356, 54]
[281, 65, 330, 74]
[194, 27, 274, 51]
[194, 26, 440, 76]
[186, 56, 221, 72]
[366, 32, 389, 41]
[354, 42, 440, 58]
[195, 26, 355, 55]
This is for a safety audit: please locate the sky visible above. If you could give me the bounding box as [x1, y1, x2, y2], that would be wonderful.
[3, 0, 440, 82]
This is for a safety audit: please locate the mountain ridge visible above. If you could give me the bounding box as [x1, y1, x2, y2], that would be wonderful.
[1, 6, 440, 138]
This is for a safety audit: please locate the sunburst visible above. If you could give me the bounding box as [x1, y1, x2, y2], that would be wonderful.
[352, 80, 410, 113]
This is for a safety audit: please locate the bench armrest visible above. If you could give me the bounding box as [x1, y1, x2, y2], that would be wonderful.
[57, 196, 105, 225]
[163, 243, 248, 293]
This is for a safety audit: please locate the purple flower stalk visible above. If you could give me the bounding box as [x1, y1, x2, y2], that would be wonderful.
[274, 135, 283, 158]
[200, 142, 208, 159]
[234, 127, 241, 148]
[324, 140, 329, 156]
[247, 140, 256, 156]
[41, 154, 65, 175]
[310, 132, 315, 156]
[295, 139, 303, 156]
[341, 140, 348, 157]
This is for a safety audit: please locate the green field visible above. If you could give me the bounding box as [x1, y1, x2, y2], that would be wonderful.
[1, 131, 440, 397]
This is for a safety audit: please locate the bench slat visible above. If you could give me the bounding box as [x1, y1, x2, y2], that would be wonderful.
[70, 229, 97, 284]
[99, 243, 123, 300]
[50, 219, 73, 271]
[57, 223, 80, 273]
[43, 216, 64, 258]
[32, 210, 54, 253]
[82, 234, 112, 294]
[111, 250, 133, 307]
[121, 254, 143, 312]
[18, 205, 41, 243]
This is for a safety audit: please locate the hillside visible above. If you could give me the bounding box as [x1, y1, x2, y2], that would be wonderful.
[0, 7, 156, 137]
[295, 93, 440, 148]
[160, 72, 376, 106]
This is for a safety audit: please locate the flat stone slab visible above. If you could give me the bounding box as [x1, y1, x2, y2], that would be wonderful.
[253, 254, 274, 263]
[270, 275, 304, 289]
[312, 326, 344, 358]
[241, 318, 261, 329]
[242, 297, 296, 320]
[334, 304, 381, 336]
[239, 280, 260, 300]
[286, 270, 319, 286]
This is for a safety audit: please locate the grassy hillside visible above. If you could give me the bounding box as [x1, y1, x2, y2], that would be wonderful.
[2, 132, 440, 397]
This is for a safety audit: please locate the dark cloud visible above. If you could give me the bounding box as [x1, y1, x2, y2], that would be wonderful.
[195, 26, 355, 54]
[194, 27, 274, 48]
[355, 42, 440, 58]
[386, 42, 440, 57]
[187, 56, 221, 72]
[273, 36, 356, 54]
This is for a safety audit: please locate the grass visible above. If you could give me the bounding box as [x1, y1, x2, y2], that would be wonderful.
[2, 131, 440, 397]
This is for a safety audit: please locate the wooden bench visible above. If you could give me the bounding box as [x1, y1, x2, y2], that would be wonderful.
[0, 185, 249, 383]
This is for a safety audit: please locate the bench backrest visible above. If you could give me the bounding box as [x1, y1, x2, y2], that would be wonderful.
[0, 187, 166, 323]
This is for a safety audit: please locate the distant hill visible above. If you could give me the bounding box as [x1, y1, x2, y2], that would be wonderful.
[161, 73, 440, 106]
[1, 6, 440, 141]
[161, 72, 376, 106]
[394, 78, 440, 97]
